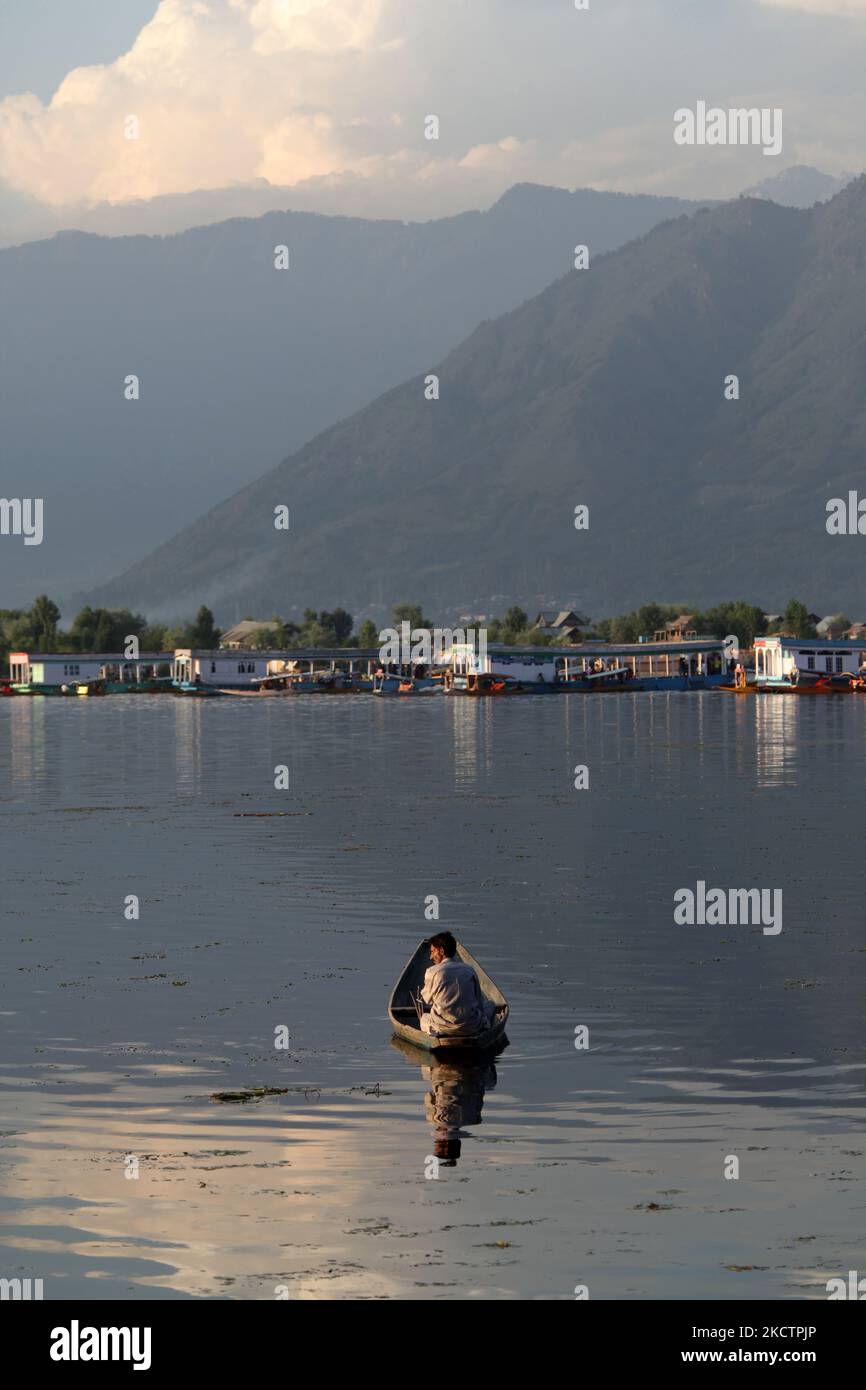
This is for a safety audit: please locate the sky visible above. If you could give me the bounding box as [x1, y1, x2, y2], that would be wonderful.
[0, 0, 865, 222]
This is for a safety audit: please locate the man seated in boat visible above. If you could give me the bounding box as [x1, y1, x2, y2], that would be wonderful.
[419, 932, 495, 1039]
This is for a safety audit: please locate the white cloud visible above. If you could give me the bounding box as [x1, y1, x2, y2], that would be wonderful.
[0, 0, 407, 205]
[757, 0, 866, 11]
[0, 0, 864, 222]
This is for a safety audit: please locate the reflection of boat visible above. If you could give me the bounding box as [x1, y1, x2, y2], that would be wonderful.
[388, 940, 509, 1052]
[390, 1035, 502, 1166]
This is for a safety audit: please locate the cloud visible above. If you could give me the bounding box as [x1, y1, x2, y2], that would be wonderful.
[0, 0, 865, 222]
[756, 0, 866, 11]
[0, 0, 408, 205]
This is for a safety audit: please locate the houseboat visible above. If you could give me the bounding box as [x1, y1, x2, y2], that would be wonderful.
[172, 648, 383, 692]
[8, 651, 172, 696]
[753, 636, 866, 692]
[443, 638, 730, 693]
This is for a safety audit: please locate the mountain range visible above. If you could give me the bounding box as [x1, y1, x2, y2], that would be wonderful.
[85, 175, 866, 622]
[0, 165, 852, 253]
[743, 164, 854, 208]
[0, 182, 711, 607]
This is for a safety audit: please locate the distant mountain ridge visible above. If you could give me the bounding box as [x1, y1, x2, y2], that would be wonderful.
[743, 164, 855, 207]
[84, 175, 866, 621]
[0, 182, 712, 605]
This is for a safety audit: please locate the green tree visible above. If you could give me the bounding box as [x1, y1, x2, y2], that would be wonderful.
[696, 601, 766, 648]
[782, 599, 817, 639]
[356, 619, 379, 648]
[503, 606, 528, 637]
[391, 602, 431, 631]
[69, 606, 147, 652]
[319, 608, 353, 644]
[634, 604, 670, 640]
[252, 617, 299, 648]
[30, 595, 62, 651]
[609, 613, 639, 643]
[188, 606, 220, 647]
[140, 624, 168, 651]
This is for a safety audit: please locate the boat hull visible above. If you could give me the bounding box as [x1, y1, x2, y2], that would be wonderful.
[388, 939, 509, 1053]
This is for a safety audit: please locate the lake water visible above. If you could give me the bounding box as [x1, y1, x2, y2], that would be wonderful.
[1, 692, 864, 1300]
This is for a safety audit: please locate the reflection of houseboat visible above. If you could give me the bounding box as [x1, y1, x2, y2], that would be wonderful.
[443, 639, 730, 693]
[754, 636, 866, 693]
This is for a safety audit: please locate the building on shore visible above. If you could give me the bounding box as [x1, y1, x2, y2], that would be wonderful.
[218, 620, 274, 649]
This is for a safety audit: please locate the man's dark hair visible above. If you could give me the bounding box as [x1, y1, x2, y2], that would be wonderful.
[426, 931, 457, 958]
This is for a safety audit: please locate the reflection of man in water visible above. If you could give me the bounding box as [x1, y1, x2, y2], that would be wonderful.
[419, 932, 495, 1039]
[424, 1056, 497, 1166]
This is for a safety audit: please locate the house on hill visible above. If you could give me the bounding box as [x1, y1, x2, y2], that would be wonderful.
[533, 610, 587, 642]
[219, 619, 273, 648]
[653, 614, 698, 642]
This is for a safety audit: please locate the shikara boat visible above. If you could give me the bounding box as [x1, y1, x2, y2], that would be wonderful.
[388, 940, 509, 1052]
[446, 671, 526, 696]
[175, 681, 224, 697]
[761, 676, 853, 695]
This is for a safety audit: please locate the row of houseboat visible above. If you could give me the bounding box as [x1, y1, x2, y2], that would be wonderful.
[5, 637, 866, 699]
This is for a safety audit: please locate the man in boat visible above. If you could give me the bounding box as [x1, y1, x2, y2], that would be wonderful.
[419, 932, 495, 1039]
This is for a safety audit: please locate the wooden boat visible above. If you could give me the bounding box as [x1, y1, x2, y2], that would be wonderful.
[446, 671, 526, 696]
[175, 681, 224, 697]
[388, 939, 509, 1051]
[761, 676, 853, 695]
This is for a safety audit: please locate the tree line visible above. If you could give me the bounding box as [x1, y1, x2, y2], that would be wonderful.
[0, 595, 848, 666]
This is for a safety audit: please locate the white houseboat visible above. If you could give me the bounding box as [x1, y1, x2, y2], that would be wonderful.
[443, 639, 731, 693]
[754, 636, 866, 690]
[172, 647, 383, 691]
[9, 651, 172, 695]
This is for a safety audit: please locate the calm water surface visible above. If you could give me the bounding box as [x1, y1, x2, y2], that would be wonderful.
[1, 693, 864, 1299]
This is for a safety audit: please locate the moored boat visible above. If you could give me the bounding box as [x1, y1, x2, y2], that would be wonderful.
[444, 670, 526, 695]
[388, 940, 509, 1052]
[175, 681, 224, 696]
[754, 636, 866, 693]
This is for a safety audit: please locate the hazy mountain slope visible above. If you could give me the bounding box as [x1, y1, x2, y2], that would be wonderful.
[0, 184, 708, 605]
[743, 164, 854, 208]
[86, 179, 866, 622]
